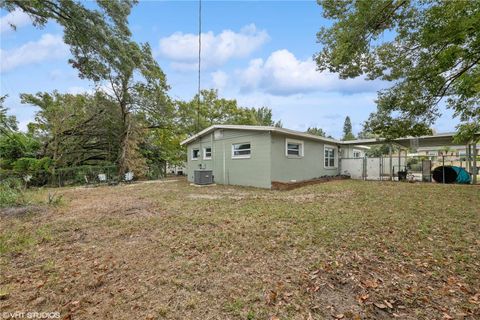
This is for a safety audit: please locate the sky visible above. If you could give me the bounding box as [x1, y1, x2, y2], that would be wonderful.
[0, 0, 458, 139]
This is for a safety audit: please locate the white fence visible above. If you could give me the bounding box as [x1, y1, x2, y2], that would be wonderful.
[341, 157, 407, 181]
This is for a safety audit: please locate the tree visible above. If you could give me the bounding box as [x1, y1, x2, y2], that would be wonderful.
[0, 95, 18, 136]
[2, 1, 169, 175]
[342, 116, 355, 140]
[0, 97, 41, 170]
[249, 107, 282, 127]
[21, 91, 122, 168]
[357, 127, 390, 157]
[176, 89, 279, 136]
[306, 127, 326, 137]
[316, 0, 480, 142]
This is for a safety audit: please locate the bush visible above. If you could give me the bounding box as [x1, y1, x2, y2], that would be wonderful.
[0, 178, 24, 207]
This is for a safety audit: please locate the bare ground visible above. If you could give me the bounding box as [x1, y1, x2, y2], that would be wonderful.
[0, 179, 479, 319]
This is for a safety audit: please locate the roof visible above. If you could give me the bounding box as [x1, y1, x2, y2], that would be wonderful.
[181, 125, 479, 148]
[180, 125, 340, 145]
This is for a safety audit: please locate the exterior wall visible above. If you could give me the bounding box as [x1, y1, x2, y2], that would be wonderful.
[341, 145, 366, 158]
[186, 129, 272, 188]
[270, 133, 340, 183]
[186, 133, 215, 180]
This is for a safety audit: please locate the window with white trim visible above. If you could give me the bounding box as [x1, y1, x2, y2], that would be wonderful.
[232, 143, 251, 159]
[285, 139, 304, 157]
[203, 147, 212, 160]
[324, 146, 336, 168]
[353, 149, 362, 158]
[192, 148, 200, 160]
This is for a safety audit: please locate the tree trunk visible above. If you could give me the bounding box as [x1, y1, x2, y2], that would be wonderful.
[117, 105, 130, 177]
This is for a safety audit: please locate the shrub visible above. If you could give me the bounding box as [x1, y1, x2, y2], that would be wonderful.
[0, 178, 24, 207]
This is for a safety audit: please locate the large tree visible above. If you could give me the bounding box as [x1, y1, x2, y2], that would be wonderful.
[176, 89, 280, 136]
[316, 0, 480, 142]
[21, 91, 122, 168]
[2, 0, 169, 175]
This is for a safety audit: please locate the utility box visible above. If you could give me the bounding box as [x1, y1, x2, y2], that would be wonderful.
[194, 170, 214, 185]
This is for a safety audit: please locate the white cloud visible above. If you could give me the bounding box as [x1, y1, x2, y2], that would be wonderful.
[237, 49, 383, 95]
[0, 9, 31, 34]
[158, 24, 269, 70]
[0, 34, 69, 73]
[211, 70, 229, 90]
[233, 91, 379, 139]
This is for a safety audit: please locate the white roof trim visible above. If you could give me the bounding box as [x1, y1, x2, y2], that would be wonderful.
[180, 125, 476, 148]
[180, 125, 340, 146]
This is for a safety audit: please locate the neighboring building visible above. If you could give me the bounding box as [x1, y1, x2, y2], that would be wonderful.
[408, 146, 468, 158]
[166, 163, 186, 176]
[180, 125, 368, 188]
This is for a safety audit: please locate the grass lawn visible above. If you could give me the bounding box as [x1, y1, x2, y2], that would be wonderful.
[0, 179, 479, 319]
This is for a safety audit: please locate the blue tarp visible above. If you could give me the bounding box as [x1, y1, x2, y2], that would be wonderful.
[451, 166, 471, 184]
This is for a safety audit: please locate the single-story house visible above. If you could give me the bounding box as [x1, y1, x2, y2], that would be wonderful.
[180, 125, 368, 188]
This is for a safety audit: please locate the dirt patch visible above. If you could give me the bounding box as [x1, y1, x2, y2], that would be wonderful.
[187, 194, 223, 200]
[271, 175, 350, 190]
[0, 205, 46, 217]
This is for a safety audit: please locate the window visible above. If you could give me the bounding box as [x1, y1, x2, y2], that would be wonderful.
[324, 146, 336, 168]
[285, 139, 304, 157]
[353, 149, 362, 158]
[203, 147, 212, 160]
[192, 148, 200, 160]
[232, 143, 251, 159]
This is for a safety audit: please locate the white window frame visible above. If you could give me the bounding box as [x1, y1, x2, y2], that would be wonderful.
[353, 149, 362, 159]
[203, 146, 212, 160]
[324, 144, 337, 168]
[232, 142, 251, 159]
[285, 138, 304, 157]
[191, 148, 200, 161]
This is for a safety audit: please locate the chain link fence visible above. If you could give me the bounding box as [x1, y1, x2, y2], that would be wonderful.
[341, 154, 479, 184]
[0, 164, 169, 188]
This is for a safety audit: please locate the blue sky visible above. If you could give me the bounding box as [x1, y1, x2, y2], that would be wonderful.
[0, 0, 457, 139]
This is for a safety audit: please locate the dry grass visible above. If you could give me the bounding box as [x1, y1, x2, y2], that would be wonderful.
[0, 179, 479, 319]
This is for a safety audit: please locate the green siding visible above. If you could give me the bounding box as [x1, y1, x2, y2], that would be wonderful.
[186, 129, 271, 188]
[185, 129, 342, 188]
[270, 133, 339, 182]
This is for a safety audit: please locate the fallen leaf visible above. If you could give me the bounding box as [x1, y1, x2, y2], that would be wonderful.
[265, 290, 277, 305]
[374, 302, 387, 309]
[384, 300, 393, 309]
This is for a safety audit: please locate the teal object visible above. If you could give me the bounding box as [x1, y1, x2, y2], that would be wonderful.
[452, 166, 471, 184]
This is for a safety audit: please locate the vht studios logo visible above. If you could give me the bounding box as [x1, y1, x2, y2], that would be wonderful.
[1, 311, 60, 319]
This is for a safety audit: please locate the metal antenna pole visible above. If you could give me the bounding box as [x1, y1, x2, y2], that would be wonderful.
[196, 0, 202, 132]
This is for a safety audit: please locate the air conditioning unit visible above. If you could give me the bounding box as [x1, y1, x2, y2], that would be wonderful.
[194, 170, 214, 185]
